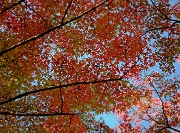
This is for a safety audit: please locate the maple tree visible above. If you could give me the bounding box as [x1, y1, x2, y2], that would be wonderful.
[0, 0, 179, 132]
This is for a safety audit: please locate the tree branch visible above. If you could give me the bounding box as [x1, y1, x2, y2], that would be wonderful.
[168, 126, 180, 133]
[0, 111, 78, 116]
[156, 125, 180, 133]
[146, 107, 165, 125]
[0, 0, 24, 14]
[0, 61, 136, 106]
[0, 0, 108, 56]
[156, 126, 169, 133]
[150, 0, 180, 23]
[144, 26, 172, 35]
[144, 21, 179, 35]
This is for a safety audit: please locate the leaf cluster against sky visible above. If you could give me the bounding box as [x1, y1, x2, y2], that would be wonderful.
[0, 0, 180, 132]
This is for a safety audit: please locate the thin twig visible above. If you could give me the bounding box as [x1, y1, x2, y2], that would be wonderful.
[151, 83, 169, 125]
[24, 2, 48, 26]
[61, 0, 73, 24]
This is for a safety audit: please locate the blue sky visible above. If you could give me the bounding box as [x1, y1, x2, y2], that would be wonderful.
[96, 113, 118, 128]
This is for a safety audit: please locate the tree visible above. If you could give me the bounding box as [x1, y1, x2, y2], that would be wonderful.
[0, 0, 179, 132]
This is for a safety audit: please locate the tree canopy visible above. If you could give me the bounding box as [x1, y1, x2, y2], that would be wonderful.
[0, 0, 179, 132]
